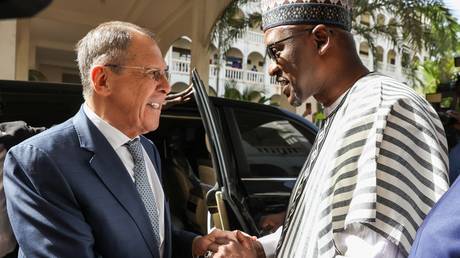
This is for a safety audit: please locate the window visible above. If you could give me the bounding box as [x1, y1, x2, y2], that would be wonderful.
[360, 13, 371, 26]
[359, 42, 369, 56]
[387, 50, 397, 65]
[233, 111, 314, 178]
[225, 56, 243, 69]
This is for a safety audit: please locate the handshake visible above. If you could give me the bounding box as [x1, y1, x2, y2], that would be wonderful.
[192, 228, 266, 258]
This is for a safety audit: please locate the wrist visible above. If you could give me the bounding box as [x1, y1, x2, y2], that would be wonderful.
[192, 236, 202, 256]
[255, 240, 266, 258]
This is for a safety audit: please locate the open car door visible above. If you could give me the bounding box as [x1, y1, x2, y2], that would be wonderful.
[191, 69, 258, 234]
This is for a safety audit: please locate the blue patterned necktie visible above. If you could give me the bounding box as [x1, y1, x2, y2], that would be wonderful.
[125, 138, 161, 250]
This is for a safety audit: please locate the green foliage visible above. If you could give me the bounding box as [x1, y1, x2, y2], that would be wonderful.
[352, 0, 459, 89]
[440, 97, 453, 108]
[212, 0, 460, 93]
[210, 0, 258, 55]
[224, 81, 270, 104]
[28, 69, 48, 81]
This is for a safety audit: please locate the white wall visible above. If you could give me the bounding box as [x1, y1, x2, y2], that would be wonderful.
[0, 20, 17, 80]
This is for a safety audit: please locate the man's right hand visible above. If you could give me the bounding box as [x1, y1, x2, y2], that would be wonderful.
[209, 230, 266, 258]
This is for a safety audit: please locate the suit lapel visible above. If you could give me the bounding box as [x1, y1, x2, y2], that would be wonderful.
[73, 107, 159, 258]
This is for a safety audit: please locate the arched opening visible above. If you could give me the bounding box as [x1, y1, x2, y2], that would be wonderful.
[360, 13, 371, 26]
[377, 14, 386, 26]
[246, 51, 265, 84]
[166, 36, 192, 85]
[387, 50, 397, 65]
[225, 48, 243, 69]
[170, 37, 192, 61]
[376, 46, 384, 63]
[246, 51, 264, 72]
[359, 42, 369, 56]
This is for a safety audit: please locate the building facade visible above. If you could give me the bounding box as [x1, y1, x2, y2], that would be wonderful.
[165, 4, 425, 119]
[0, 1, 424, 120]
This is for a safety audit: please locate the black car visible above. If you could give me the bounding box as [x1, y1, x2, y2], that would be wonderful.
[0, 71, 317, 238]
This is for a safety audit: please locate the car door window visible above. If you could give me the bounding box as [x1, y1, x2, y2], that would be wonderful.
[233, 111, 314, 178]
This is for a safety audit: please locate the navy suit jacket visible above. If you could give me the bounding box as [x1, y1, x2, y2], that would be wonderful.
[3, 107, 197, 258]
[409, 177, 460, 258]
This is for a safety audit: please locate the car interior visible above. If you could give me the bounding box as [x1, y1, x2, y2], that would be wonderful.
[148, 107, 304, 236]
[147, 113, 232, 235]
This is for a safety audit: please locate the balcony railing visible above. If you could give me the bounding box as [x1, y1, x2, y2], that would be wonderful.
[225, 67, 244, 81]
[171, 59, 190, 74]
[245, 30, 264, 45]
[210, 64, 218, 78]
[386, 64, 396, 73]
[246, 70, 264, 84]
[170, 60, 275, 93]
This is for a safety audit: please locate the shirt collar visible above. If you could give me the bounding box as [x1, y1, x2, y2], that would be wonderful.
[323, 90, 348, 117]
[83, 103, 134, 150]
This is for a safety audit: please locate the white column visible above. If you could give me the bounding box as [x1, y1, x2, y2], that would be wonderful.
[190, 0, 210, 93]
[15, 19, 31, 81]
[0, 20, 18, 80]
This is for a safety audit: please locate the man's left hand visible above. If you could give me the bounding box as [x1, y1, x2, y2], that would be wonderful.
[211, 231, 265, 258]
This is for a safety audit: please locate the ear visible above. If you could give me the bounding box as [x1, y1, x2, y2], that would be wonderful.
[312, 24, 332, 56]
[90, 65, 111, 96]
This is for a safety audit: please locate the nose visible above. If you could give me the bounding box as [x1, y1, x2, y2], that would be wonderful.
[158, 77, 171, 95]
[268, 60, 281, 77]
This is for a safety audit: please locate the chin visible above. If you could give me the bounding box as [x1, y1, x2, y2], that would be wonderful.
[146, 123, 159, 133]
[288, 91, 303, 107]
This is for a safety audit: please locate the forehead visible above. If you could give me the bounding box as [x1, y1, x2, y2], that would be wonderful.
[264, 25, 306, 45]
[127, 32, 165, 67]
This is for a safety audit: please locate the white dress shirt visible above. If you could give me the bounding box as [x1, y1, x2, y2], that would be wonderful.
[83, 104, 165, 257]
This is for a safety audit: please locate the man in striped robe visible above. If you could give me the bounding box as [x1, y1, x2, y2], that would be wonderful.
[210, 0, 449, 257]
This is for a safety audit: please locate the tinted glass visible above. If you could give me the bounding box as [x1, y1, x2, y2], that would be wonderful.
[234, 111, 313, 178]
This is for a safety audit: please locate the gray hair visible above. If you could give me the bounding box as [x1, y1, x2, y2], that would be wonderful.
[76, 21, 155, 100]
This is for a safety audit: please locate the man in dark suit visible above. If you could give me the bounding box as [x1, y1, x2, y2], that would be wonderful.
[3, 21, 225, 258]
[408, 177, 460, 258]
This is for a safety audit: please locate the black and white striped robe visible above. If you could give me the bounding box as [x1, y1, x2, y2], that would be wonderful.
[276, 73, 449, 258]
